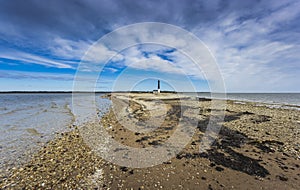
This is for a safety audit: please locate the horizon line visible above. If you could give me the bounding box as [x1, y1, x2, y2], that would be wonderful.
[0, 91, 299, 94]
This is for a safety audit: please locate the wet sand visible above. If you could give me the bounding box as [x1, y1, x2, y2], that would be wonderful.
[1, 93, 299, 189]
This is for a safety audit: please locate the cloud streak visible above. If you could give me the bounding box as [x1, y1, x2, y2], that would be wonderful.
[0, 49, 75, 69]
[0, 70, 74, 81]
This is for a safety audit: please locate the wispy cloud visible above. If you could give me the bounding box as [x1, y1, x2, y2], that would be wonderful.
[0, 49, 75, 69]
[192, 0, 300, 91]
[0, 70, 74, 80]
[48, 37, 92, 60]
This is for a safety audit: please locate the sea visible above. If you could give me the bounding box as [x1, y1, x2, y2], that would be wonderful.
[0, 93, 111, 171]
[196, 92, 300, 107]
[0, 92, 299, 170]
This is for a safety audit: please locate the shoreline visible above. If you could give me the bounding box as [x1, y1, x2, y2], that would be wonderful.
[1, 93, 299, 189]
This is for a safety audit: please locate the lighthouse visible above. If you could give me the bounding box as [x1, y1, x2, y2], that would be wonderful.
[158, 80, 160, 93]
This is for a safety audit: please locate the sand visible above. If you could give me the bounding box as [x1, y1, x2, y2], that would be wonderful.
[0, 92, 299, 189]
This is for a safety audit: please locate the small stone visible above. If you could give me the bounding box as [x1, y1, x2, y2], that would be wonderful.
[120, 166, 128, 172]
[215, 166, 224, 172]
[276, 174, 288, 181]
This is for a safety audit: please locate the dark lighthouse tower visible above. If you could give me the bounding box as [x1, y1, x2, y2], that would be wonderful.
[158, 80, 160, 93]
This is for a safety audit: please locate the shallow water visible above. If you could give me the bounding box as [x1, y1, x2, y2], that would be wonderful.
[185, 92, 300, 109]
[225, 93, 300, 106]
[0, 93, 111, 170]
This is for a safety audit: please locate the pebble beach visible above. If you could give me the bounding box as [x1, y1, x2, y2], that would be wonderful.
[0, 93, 299, 189]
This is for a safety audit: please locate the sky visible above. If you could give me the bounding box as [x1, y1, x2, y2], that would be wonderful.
[0, 0, 299, 92]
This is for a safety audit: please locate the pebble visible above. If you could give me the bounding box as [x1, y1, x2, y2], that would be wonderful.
[215, 166, 224, 172]
[276, 174, 288, 181]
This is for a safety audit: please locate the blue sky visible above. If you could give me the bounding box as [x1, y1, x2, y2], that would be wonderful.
[0, 0, 299, 92]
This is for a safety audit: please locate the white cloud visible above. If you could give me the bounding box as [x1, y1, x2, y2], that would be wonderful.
[82, 24, 220, 82]
[49, 37, 92, 60]
[0, 49, 74, 69]
[0, 70, 74, 80]
[118, 44, 208, 80]
[191, 1, 300, 92]
[47, 12, 300, 92]
[262, 1, 300, 29]
[84, 43, 124, 63]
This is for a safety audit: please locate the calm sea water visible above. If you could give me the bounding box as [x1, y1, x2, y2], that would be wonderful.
[0, 92, 299, 170]
[0, 93, 111, 170]
[196, 93, 300, 107]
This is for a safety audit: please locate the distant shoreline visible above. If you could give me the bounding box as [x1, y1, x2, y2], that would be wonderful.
[0, 91, 187, 94]
[0, 91, 299, 94]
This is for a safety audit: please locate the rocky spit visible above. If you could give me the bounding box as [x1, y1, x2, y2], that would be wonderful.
[0, 93, 299, 189]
